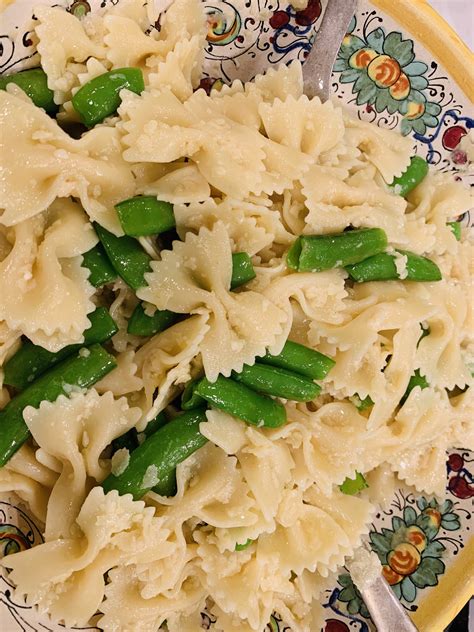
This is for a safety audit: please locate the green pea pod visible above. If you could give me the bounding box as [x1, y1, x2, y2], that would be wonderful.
[127, 303, 178, 337]
[345, 250, 442, 283]
[195, 376, 287, 428]
[400, 369, 429, 405]
[231, 253, 256, 289]
[81, 243, 117, 287]
[181, 379, 207, 410]
[3, 308, 118, 390]
[0, 68, 57, 113]
[115, 196, 176, 237]
[235, 539, 253, 551]
[95, 224, 152, 291]
[102, 407, 208, 499]
[389, 156, 429, 197]
[448, 221, 462, 241]
[354, 395, 374, 411]
[287, 228, 388, 272]
[0, 345, 117, 466]
[339, 472, 368, 495]
[72, 67, 144, 127]
[232, 363, 320, 402]
[259, 340, 335, 380]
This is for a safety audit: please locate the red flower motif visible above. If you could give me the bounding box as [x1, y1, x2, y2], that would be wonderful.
[448, 475, 474, 499]
[269, 11, 290, 29]
[442, 125, 467, 151]
[295, 0, 322, 27]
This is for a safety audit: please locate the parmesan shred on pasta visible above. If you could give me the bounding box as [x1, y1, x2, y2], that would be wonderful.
[0, 1, 473, 632]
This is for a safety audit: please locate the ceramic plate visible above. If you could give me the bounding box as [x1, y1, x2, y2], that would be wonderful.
[0, 1, 473, 630]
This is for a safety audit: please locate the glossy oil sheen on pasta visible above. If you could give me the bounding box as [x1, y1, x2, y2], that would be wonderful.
[0, 0, 473, 631]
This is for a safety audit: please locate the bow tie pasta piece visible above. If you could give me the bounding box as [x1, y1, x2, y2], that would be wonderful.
[22, 390, 141, 540]
[137, 223, 288, 382]
[134, 314, 210, 423]
[144, 163, 211, 204]
[0, 319, 20, 372]
[34, 6, 106, 104]
[388, 388, 474, 496]
[300, 164, 407, 239]
[0, 200, 98, 351]
[148, 36, 204, 100]
[407, 171, 472, 254]
[259, 96, 344, 158]
[1, 487, 168, 627]
[344, 117, 413, 182]
[0, 91, 135, 233]
[174, 195, 291, 256]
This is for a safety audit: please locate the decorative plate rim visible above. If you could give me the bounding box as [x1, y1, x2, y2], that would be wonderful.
[372, 0, 474, 101]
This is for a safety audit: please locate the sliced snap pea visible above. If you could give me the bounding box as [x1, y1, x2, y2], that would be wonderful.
[355, 395, 374, 411]
[260, 340, 335, 380]
[81, 243, 117, 287]
[339, 472, 368, 495]
[127, 303, 178, 337]
[195, 376, 287, 428]
[112, 411, 168, 453]
[448, 221, 462, 241]
[400, 369, 429, 405]
[419, 325, 430, 344]
[115, 196, 176, 237]
[0, 345, 116, 467]
[72, 67, 144, 127]
[95, 224, 152, 291]
[389, 156, 429, 197]
[235, 539, 253, 551]
[181, 379, 207, 410]
[345, 250, 442, 283]
[102, 407, 208, 499]
[230, 253, 256, 289]
[287, 228, 388, 272]
[3, 308, 118, 390]
[0, 68, 57, 113]
[232, 363, 320, 402]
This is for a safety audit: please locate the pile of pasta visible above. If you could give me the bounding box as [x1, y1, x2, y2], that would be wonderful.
[0, 1, 473, 630]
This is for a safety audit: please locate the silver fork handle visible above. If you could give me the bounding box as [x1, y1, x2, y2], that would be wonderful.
[302, 0, 357, 101]
[359, 576, 419, 632]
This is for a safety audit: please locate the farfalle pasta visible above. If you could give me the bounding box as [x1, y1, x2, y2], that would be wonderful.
[0, 0, 473, 631]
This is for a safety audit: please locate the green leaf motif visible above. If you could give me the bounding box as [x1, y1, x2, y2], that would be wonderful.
[392, 516, 404, 531]
[357, 82, 377, 105]
[340, 68, 361, 84]
[425, 101, 442, 116]
[417, 497, 429, 511]
[403, 60, 429, 76]
[366, 27, 385, 53]
[401, 118, 414, 136]
[370, 531, 392, 560]
[409, 75, 429, 90]
[340, 34, 367, 57]
[404, 506, 417, 526]
[412, 118, 427, 135]
[338, 573, 353, 588]
[441, 515, 461, 531]
[333, 58, 349, 72]
[440, 499, 454, 513]
[401, 576, 417, 602]
[347, 598, 361, 615]
[383, 32, 415, 66]
[339, 586, 357, 602]
[423, 540, 446, 557]
[410, 557, 445, 588]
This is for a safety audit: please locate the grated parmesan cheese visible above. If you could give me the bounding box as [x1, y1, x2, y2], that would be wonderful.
[348, 546, 381, 591]
[393, 250, 408, 279]
[110, 448, 130, 477]
[141, 464, 159, 489]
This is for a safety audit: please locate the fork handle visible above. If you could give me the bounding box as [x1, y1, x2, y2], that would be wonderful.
[360, 576, 419, 632]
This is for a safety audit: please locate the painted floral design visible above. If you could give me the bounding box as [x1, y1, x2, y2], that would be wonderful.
[447, 452, 474, 499]
[336, 497, 462, 616]
[334, 16, 442, 136]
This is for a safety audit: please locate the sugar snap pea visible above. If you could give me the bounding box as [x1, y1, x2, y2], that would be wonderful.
[115, 196, 176, 237]
[230, 253, 256, 289]
[400, 369, 429, 405]
[339, 472, 368, 495]
[345, 250, 442, 283]
[127, 303, 178, 337]
[181, 379, 207, 410]
[235, 539, 253, 551]
[72, 67, 144, 127]
[448, 221, 462, 241]
[354, 395, 374, 411]
[102, 407, 208, 498]
[0, 68, 57, 113]
[0, 345, 116, 466]
[287, 228, 388, 272]
[95, 224, 152, 291]
[232, 363, 320, 402]
[81, 243, 117, 287]
[195, 376, 287, 428]
[3, 308, 118, 390]
[259, 340, 335, 380]
[389, 156, 429, 197]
